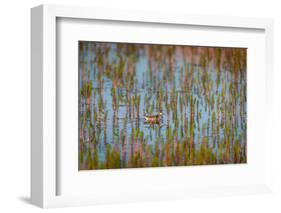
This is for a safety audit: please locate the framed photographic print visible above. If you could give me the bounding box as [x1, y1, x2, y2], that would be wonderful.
[31, 4, 274, 208]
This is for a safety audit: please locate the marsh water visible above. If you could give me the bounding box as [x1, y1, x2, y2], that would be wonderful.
[79, 42, 247, 170]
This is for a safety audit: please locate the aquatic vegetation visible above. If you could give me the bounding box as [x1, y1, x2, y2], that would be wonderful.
[78, 41, 247, 170]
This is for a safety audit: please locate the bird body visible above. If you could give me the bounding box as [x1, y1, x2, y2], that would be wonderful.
[144, 112, 162, 123]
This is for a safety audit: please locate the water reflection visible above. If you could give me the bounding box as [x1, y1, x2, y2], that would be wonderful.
[79, 42, 247, 170]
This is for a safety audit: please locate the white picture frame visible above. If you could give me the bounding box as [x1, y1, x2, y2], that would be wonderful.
[31, 4, 274, 208]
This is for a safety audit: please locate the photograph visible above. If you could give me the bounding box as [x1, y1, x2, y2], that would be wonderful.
[78, 41, 247, 170]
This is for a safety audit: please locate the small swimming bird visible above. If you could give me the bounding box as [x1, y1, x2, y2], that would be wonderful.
[144, 112, 162, 123]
